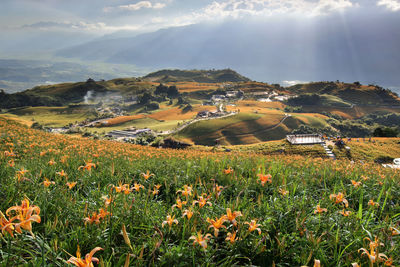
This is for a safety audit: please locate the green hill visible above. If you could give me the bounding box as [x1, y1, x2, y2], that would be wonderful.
[287, 82, 400, 106]
[143, 69, 251, 83]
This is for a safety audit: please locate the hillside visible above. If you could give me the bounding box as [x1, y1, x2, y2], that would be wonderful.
[287, 82, 400, 106]
[143, 69, 251, 83]
[1, 117, 400, 265]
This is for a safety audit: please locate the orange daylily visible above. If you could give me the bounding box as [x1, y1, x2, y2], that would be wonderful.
[0, 211, 15, 237]
[189, 231, 212, 249]
[78, 160, 96, 171]
[245, 219, 261, 235]
[182, 208, 194, 220]
[102, 195, 112, 207]
[152, 184, 161, 195]
[133, 183, 144, 192]
[176, 185, 192, 198]
[329, 192, 349, 207]
[258, 173, 272, 186]
[16, 168, 29, 182]
[193, 194, 212, 208]
[279, 188, 289, 196]
[141, 170, 154, 180]
[226, 231, 238, 244]
[43, 178, 55, 188]
[314, 205, 327, 214]
[67, 246, 103, 267]
[67, 182, 77, 189]
[224, 167, 234, 174]
[368, 199, 379, 207]
[172, 198, 187, 210]
[6, 198, 41, 235]
[162, 215, 178, 228]
[8, 159, 15, 167]
[339, 210, 351, 217]
[359, 236, 387, 265]
[351, 180, 362, 188]
[84, 212, 101, 225]
[207, 216, 227, 237]
[56, 170, 67, 177]
[213, 184, 224, 198]
[224, 208, 242, 226]
[48, 160, 56, 166]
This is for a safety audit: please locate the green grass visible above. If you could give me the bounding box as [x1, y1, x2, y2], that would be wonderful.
[1, 117, 400, 266]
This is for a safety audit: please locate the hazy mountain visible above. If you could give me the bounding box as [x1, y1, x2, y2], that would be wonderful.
[0, 59, 148, 93]
[57, 12, 400, 90]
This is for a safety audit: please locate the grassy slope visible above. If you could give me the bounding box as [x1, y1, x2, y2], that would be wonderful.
[176, 112, 330, 146]
[1, 117, 400, 266]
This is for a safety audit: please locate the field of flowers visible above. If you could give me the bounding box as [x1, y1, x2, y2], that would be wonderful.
[1, 117, 399, 266]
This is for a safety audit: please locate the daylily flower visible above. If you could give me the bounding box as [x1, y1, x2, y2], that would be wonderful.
[314, 259, 321, 267]
[16, 168, 29, 182]
[245, 219, 261, 235]
[98, 208, 110, 219]
[213, 184, 224, 198]
[56, 170, 67, 178]
[102, 195, 112, 207]
[176, 185, 192, 198]
[133, 183, 144, 192]
[172, 198, 187, 211]
[224, 208, 242, 226]
[4, 149, 16, 157]
[0, 211, 15, 237]
[43, 178, 55, 188]
[6, 198, 41, 235]
[162, 215, 178, 228]
[351, 180, 362, 188]
[114, 182, 130, 193]
[279, 188, 289, 196]
[8, 159, 15, 167]
[224, 167, 234, 174]
[193, 194, 212, 208]
[359, 236, 387, 265]
[84, 212, 101, 225]
[314, 205, 327, 214]
[141, 170, 154, 180]
[207, 216, 227, 237]
[368, 199, 379, 207]
[389, 227, 399, 236]
[67, 246, 103, 267]
[78, 160, 96, 171]
[189, 231, 212, 249]
[182, 208, 194, 220]
[67, 182, 77, 189]
[48, 160, 56, 166]
[226, 231, 238, 244]
[152, 184, 161, 195]
[339, 210, 351, 217]
[258, 173, 272, 186]
[329, 192, 349, 207]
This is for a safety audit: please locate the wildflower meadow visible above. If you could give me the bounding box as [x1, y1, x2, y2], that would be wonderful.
[0, 117, 399, 266]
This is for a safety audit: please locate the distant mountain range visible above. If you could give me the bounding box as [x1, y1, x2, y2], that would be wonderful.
[56, 13, 400, 90]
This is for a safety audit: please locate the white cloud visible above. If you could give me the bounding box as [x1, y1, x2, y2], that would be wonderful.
[105, 1, 166, 12]
[21, 21, 141, 32]
[377, 0, 400, 11]
[192, 0, 355, 20]
[282, 80, 308, 86]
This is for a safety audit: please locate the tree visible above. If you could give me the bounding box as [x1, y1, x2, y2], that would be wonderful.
[167, 85, 179, 98]
[139, 92, 152, 104]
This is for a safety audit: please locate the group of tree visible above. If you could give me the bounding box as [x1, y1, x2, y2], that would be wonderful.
[154, 84, 180, 98]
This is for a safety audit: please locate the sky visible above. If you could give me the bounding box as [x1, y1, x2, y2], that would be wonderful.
[0, 0, 399, 90]
[1, 0, 400, 35]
